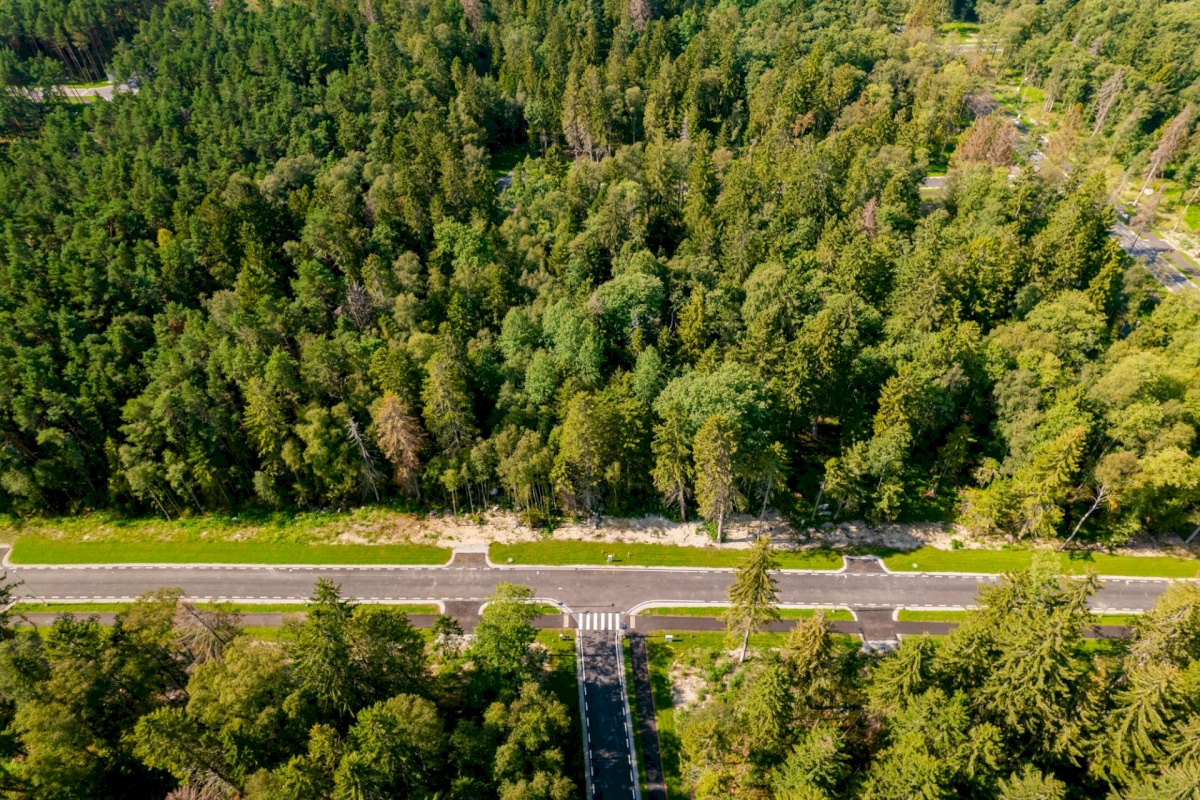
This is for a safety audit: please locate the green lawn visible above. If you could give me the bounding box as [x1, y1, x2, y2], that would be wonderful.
[940, 21, 979, 34]
[898, 609, 1140, 626]
[881, 546, 1200, 578]
[10, 537, 450, 565]
[897, 609, 966, 622]
[1185, 204, 1200, 231]
[638, 605, 854, 621]
[490, 144, 529, 179]
[13, 601, 440, 615]
[490, 541, 842, 570]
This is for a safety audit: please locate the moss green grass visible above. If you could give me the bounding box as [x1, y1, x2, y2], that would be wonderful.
[638, 605, 853, 621]
[897, 609, 1139, 625]
[10, 538, 450, 565]
[490, 541, 841, 569]
[881, 546, 1200, 578]
[13, 601, 439, 615]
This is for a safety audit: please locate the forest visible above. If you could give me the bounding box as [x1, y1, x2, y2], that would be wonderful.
[0, 579, 584, 799]
[1, 0, 1200, 548]
[670, 556, 1200, 800]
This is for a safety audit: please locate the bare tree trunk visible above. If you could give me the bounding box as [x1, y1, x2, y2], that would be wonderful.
[1173, 183, 1200, 233]
[1092, 69, 1124, 136]
[1061, 487, 1106, 549]
[739, 625, 750, 663]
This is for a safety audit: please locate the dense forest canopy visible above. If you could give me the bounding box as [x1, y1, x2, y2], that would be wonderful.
[1, 0, 1199, 546]
[671, 559, 1200, 800]
[0, 579, 582, 798]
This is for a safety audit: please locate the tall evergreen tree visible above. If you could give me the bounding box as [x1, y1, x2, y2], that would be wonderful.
[726, 535, 781, 663]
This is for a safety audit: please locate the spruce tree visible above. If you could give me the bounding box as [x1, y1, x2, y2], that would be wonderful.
[726, 535, 781, 663]
[694, 414, 743, 543]
[652, 400, 693, 521]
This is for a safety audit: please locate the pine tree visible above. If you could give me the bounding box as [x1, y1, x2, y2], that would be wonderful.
[694, 414, 743, 543]
[421, 350, 477, 458]
[652, 400, 693, 521]
[726, 535, 781, 662]
[373, 392, 426, 499]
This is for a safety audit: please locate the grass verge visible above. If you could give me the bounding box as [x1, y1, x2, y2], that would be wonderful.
[897, 609, 1140, 626]
[638, 605, 854, 621]
[880, 546, 1200, 578]
[12, 601, 440, 615]
[490, 541, 841, 569]
[10, 538, 450, 565]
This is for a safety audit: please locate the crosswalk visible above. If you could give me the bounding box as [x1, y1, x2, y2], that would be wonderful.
[576, 612, 624, 631]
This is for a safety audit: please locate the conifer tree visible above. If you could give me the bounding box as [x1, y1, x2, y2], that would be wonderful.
[652, 400, 693, 521]
[694, 414, 743, 543]
[726, 535, 781, 663]
[373, 393, 426, 499]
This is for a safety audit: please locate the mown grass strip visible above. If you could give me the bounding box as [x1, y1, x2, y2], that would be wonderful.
[897, 609, 966, 622]
[12, 601, 440, 615]
[897, 609, 1140, 625]
[638, 605, 854, 621]
[490, 541, 841, 569]
[10, 538, 450, 565]
[880, 546, 1200, 578]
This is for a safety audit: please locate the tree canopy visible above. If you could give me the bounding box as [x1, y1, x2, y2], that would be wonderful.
[1, 0, 1199, 551]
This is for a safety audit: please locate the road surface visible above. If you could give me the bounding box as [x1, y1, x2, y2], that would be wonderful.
[5, 553, 1174, 619]
[578, 629, 639, 800]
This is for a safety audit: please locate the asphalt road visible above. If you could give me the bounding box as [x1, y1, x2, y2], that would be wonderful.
[579, 630, 638, 800]
[7, 558, 1172, 615]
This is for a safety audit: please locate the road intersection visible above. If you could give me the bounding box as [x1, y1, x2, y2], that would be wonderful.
[6, 549, 1178, 623]
[8, 547, 1182, 800]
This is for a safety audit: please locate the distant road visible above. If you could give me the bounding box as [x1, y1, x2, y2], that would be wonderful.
[22, 81, 137, 103]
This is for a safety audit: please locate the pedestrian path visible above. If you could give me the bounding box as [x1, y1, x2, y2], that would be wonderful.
[577, 630, 640, 800]
[577, 611, 624, 630]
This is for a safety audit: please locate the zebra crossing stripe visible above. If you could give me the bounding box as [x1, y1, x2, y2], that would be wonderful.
[577, 612, 622, 631]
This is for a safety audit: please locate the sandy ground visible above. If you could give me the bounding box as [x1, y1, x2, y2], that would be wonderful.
[395, 510, 1200, 559]
[669, 663, 706, 709]
[9, 505, 1198, 560]
[335, 509, 954, 552]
